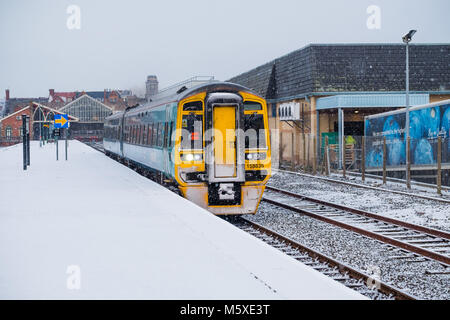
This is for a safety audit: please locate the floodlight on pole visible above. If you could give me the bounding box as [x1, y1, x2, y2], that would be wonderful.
[403, 29, 416, 188]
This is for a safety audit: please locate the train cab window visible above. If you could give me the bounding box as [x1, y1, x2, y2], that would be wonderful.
[244, 113, 266, 149]
[244, 101, 262, 111]
[181, 113, 203, 150]
[183, 101, 202, 111]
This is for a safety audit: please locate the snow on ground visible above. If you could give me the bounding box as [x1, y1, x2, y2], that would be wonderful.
[269, 170, 449, 232]
[0, 141, 365, 299]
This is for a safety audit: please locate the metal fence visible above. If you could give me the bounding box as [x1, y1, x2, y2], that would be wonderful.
[277, 133, 450, 191]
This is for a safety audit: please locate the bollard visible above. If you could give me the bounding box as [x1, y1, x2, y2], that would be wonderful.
[382, 136, 387, 184]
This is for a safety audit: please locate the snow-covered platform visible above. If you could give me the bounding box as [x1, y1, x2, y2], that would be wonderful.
[0, 141, 364, 299]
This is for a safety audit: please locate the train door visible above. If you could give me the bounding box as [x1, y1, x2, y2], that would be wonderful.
[206, 93, 245, 183]
[213, 106, 236, 177]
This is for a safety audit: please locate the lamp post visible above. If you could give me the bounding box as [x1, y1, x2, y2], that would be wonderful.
[402, 29, 416, 188]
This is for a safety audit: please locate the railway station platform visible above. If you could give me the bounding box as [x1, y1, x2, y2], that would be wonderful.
[0, 141, 365, 299]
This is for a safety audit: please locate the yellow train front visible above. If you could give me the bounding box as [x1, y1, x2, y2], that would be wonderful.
[104, 82, 271, 215]
[174, 83, 271, 215]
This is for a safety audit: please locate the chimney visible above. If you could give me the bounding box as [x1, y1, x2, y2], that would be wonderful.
[49, 89, 55, 96]
[5, 89, 9, 101]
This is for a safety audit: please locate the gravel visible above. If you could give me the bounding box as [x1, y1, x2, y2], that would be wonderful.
[268, 170, 450, 232]
[248, 202, 450, 300]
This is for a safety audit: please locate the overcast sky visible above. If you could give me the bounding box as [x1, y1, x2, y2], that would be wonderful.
[1, 0, 449, 98]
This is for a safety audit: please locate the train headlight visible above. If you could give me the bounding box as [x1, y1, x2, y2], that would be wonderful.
[246, 153, 266, 160]
[181, 153, 203, 162]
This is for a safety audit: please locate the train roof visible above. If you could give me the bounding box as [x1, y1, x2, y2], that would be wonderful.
[106, 81, 258, 120]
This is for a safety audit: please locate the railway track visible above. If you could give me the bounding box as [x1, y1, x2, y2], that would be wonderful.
[264, 186, 450, 267]
[275, 169, 450, 205]
[229, 217, 416, 300]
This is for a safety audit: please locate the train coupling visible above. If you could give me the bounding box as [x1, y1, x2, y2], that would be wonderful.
[218, 183, 235, 200]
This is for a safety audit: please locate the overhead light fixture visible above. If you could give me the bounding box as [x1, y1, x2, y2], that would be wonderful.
[402, 30, 417, 44]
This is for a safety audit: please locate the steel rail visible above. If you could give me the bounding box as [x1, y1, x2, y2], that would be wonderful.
[274, 169, 450, 204]
[235, 217, 416, 300]
[266, 186, 450, 240]
[264, 187, 450, 265]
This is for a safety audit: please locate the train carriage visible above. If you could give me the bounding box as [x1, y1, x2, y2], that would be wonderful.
[104, 82, 271, 214]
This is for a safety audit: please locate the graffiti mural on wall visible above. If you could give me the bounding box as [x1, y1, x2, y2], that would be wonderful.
[365, 102, 450, 168]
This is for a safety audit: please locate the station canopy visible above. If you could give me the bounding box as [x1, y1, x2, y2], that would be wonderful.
[60, 94, 113, 123]
[316, 94, 430, 111]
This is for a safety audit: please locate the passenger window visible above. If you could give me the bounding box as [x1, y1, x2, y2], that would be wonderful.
[158, 123, 164, 147]
[153, 123, 158, 147]
[148, 123, 153, 145]
[163, 122, 168, 148]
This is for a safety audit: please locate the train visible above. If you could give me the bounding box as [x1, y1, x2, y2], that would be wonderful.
[103, 82, 271, 214]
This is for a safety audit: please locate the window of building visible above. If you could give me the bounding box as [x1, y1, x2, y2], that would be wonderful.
[5, 126, 12, 138]
[271, 104, 277, 118]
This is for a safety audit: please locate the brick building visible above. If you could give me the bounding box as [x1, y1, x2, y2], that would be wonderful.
[228, 43, 450, 167]
[0, 102, 78, 146]
[47, 89, 77, 109]
[3, 89, 48, 116]
[74, 89, 127, 111]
